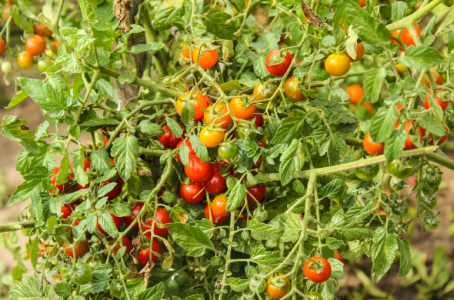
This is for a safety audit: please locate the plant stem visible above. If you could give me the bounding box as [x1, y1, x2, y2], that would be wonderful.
[386, 0, 444, 31]
[0, 221, 34, 233]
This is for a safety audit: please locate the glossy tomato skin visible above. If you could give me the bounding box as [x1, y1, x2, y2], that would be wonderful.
[37, 57, 52, 72]
[421, 68, 444, 88]
[159, 124, 184, 149]
[123, 203, 144, 229]
[203, 164, 227, 194]
[423, 213, 440, 230]
[253, 82, 277, 101]
[347, 84, 364, 104]
[284, 77, 305, 101]
[17, 51, 34, 70]
[247, 184, 266, 209]
[181, 43, 190, 59]
[387, 158, 415, 180]
[97, 211, 122, 235]
[200, 127, 225, 148]
[0, 38, 5, 55]
[51, 39, 61, 54]
[176, 91, 208, 121]
[204, 203, 229, 224]
[266, 273, 290, 299]
[358, 0, 366, 7]
[211, 195, 229, 217]
[185, 154, 212, 182]
[400, 121, 424, 150]
[325, 53, 351, 76]
[229, 96, 256, 119]
[252, 113, 264, 127]
[138, 239, 161, 264]
[180, 183, 205, 204]
[141, 207, 172, 238]
[303, 256, 332, 283]
[26, 35, 46, 56]
[34, 22, 53, 37]
[101, 176, 124, 200]
[363, 133, 384, 155]
[61, 205, 72, 219]
[109, 236, 132, 256]
[424, 95, 448, 111]
[421, 192, 437, 210]
[176, 139, 195, 163]
[391, 25, 421, 50]
[334, 250, 346, 263]
[354, 164, 379, 181]
[218, 143, 238, 159]
[347, 42, 365, 62]
[192, 47, 218, 69]
[204, 103, 231, 129]
[265, 49, 293, 76]
[65, 240, 89, 259]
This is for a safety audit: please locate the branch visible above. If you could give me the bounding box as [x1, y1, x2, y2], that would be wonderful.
[0, 221, 34, 233]
[386, 0, 444, 32]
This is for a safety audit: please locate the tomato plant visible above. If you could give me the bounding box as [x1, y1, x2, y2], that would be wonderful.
[266, 273, 290, 299]
[25, 35, 46, 56]
[324, 53, 351, 76]
[202, 163, 227, 194]
[137, 239, 161, 264]
[141, 207, 172, 238]
[284, 76, 305, 101]
[265, 49, 293, 76]
[347, 84, 364, 104]
[304, 257, 332, 283]
[176, 91, 208, 121]
[0, 38, 5, 55]
[180, 182, 205, 204]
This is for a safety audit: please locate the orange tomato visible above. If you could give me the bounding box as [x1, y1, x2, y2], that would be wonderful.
[0, 38, 5, 55]
[51, 39, 61, 54]
[25, 35, 46, 56]
[358, 0, 366, 7]
[17, 51, 34, 70]
[421, 68, 444, 88]
[200, 127, 225, 148]
[34, 22, 53, 37]
[391, 25, 421, 50]
[363, 133, 384, 155]
[176, 91, 208, 121]
[229, 96, 256, 119]
[192, 46, 218, 69]
[181, 43, 190, 59]
[346, 84, 364, 104]
[346, 42, 365, 62]
[361, 102, 374, 114]
[284, 77, 305, 101]
[325, 53, 351, 76]
[266, 273, 290, 299]
[204, 103, 231, 129]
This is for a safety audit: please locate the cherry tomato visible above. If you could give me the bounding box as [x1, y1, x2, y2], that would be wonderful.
[355, 164, 379, 181]
[185, 153, 212, 182]
[17, 51, 34, 70]
[192, 46, 218, 69]
[303, 256, 332, 283]
[266, 273, 290, 299]
[72, 263, 92, 285]
[211, 195, 229, 217]
[325, 53, 351, 76]
[421, 68, 444, 88]
[391, 25, 421, 50]
[176, 91, 208, 121]
[423, 213, 440, 230]
[1, 61, 12, 73]
[51, 39, 61, 54]
[284, 77, 305, 101]
[61, 205, 72, 219]
[386, 158, 415, 180]
[64, 240, 89, 259]
[346, 42, 365, 62]
[347, 84, 364, 104]
[26, 35, 46, 56]
[181, 43, 190, 59]
[361, 102, 374, 114]
[218, 142, 238, 159]
[159, 124, 184, 149]
[203, 163, 227, 194]
[141, 207, 172, 238]
[200, 127, 225, 148]
[253, 82, 277, 101]
[393, 201, 409, 216]
[308, 292, 324, 300]
[420, 192, 437, 210]
[446, 112, 454, 132]
[421, 164, 442, 190]
[180, 182, 205, 204]
[397, 121, 424, 151]
[204, 203, 229, 224]
[100, 176, 124, 200]
[108, 236, 132, 256]
[363, 133, 384, 155]
[425, 124, 448, 145]
[396, 63, 407, 73]
[229, 96, 256, 119]
[176, 139, 195, 163]
[34, 22, 53, 37]
[97, 211, 122, 235]
[334, 250, 346, 263]
[137, 239, 161, 264]
[251, 113, 264, 127]
[358, 0, 366, 7]
[0, 38, 5, 55]
[265, 49, 293, 76]
[204, 103, 231, 129]
[424, 95, 448, 111]
[123, 203, 144, 229]
[37, 57, 52, 72]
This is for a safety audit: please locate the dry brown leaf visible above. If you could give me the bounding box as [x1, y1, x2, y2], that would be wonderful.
[114, 0, 133, 33]
[301, 0, 322, 28]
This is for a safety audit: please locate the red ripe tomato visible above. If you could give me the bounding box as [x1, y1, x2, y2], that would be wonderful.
[108, 236, 132, 256]
[61, 205, 72, 219]
[97, 211, 122, 235]
[103, 136, 109, 146]
[284, 77, 305, 102]
[192, 46, 218, 69]
[51, 39, 61, 54]
[204, 203, 229, 224]
[265, 49, 293, 76]
[251, 113, 264, 127]
[424, 95, 448, 111]
[394, 121, 423, 151]
[176, 140, 195, 163]
[391, 25, 421, 50]
[138, 239, 161, 264]
[266, 273, 290, 299]
[176, 91, 208, 121]
[159, 124, 184, 149]
[37, 244, 47, 258]
[203, 163, 227, 194]
[181, 182, 205, 204]
[258, 141, 266, 148]
[64, 240, 89, 259]
[25, 35, 47, 56]
[303, 256, 332, 283]
[211, 195, 229, 217]
[358, 0, 366, 7]
[0, 38, 5, 56]
[347, 84, 364, 104]
[34, 22, 53, 37]
[141, 207, 172, 238]
[185, 154, 212, 182]
[363, 133, 384, 155]
[17, 51, 34, 70]
[123, 203, 144, 229]
[347, 42, 365, 62]
[204, 103, 232, 129]
[325, 53, 351, 76]
[424, 124, 449, 145]
[229, 96, 256, 119]
[334, 250, 346, 263]
[100, 176, 124, 200]
[421, 68, 444, 88]
[247, 184, 266, 209]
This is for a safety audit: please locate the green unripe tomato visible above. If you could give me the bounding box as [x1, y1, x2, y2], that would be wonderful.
[73, 263, 92, 285]
[444, 112, 454, 132]
[37, 57, 52, 72]
[253, 207, 268, 222]
[420, 164, 442, 192]
[59, 264, 72, 280]
[392, 201, 409, 216]
[218, 142, 238, 159]
[308, 292, 324, 300]
[420, 192, 437, 210]
[265, 239, 278, 249]
[1, 61, 12, 73]
[249, 277, 266, 293]
[354, 164, 379, 181]
[390, 176, 409, 191]
[444, 0, 454, 6]
[386, 158, 414, 179]
[423, 213, 440, 230]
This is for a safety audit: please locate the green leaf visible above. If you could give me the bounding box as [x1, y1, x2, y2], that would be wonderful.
[399, 46, 444, 69]
[137, 282, 166, 300]
[96, 79, 113, 98]
[91, 149, 112, 173]
[397, 238, 412, 277]
[250, 249, 284, 267]
[153, 7, 184, 31]
[98, 209, 118, 236]
[167, 223, 215, 257]
[79, 117, 120, 128]
[279, 140, 298, 186]
[181, 103, 195, 127]
[9, 274, 41, 300]
[391, 1, 407, 21]
[30, 190, 44, 227]
[204, 8, 238, 40]
[313, 69, 330, 81]
[272, 117, 305, 144]
[219, 80, 242, 92]
[253, 54, 270, 78]
[108, 202, 132, 217]
[138, 120, 165, 137]
[179, 142, 190, 167]
[226, 179, 247, 211]
[118, 73, 136, 85]
[247, 219, 282, 240]
[2, 115, 40, 153]
[371, 228, 398, 282]
[165, 117, 183, 138]
[6, 91, 28, 109]
[384, 129, 407, 162]
[189, 136, 210, 163]
[321, 179, 345, 199]
[228, 277, 249, 292]
[54, 282, 72, 298]
[363, 68, 386, 103]
[419, 115, 446, 136]
[30, 237, 39, 271]
[370, 107, 396, 143]
[8, 167, 47, 207]
[80, 271, 109, 293]
[326, 237, 344, 250]
[111, 135, 139, 181]
[131, 43, 165, 54]
[56, 150, 70, 185]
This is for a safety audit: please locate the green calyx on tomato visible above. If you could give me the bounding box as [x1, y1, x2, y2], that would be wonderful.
[423, 213, 440, 231]
[218, 142, 238, 159]
[249, 277, 266, 293]
[390, 176, 410, 191]
[420, 191, 437, 210]
[354, 164, 379, 181]
[386, 158, 415, 179]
